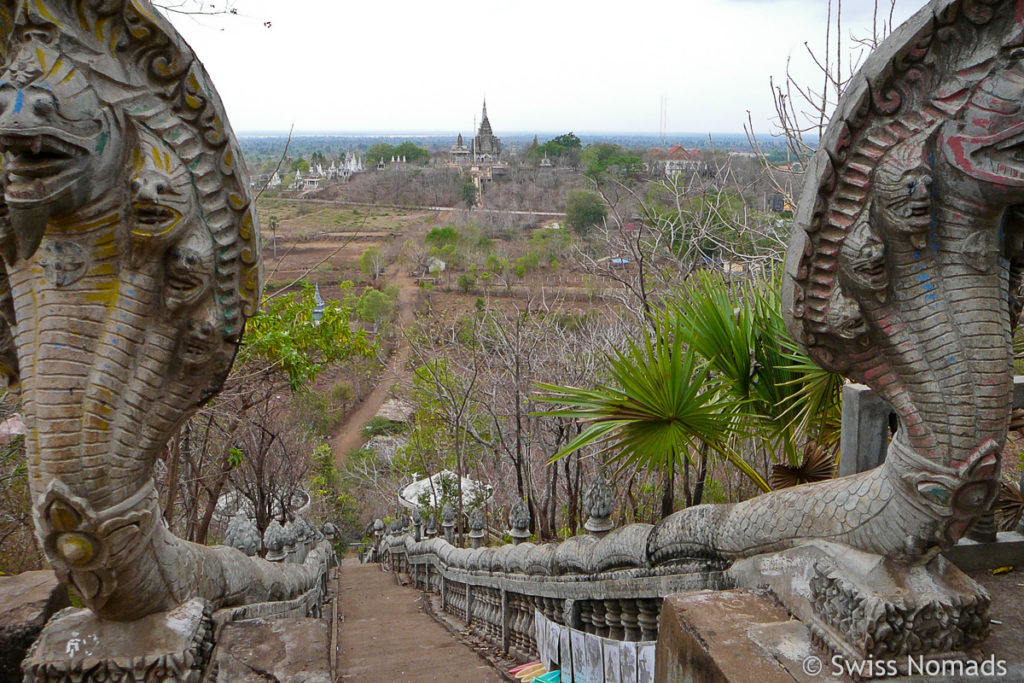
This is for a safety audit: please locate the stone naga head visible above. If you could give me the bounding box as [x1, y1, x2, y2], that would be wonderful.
[0, 4, 127, 261]
[0, 1, 279, 622]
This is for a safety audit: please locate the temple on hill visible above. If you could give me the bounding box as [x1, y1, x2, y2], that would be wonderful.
[472, 99, 501, 163]
[450, 99, 502, 165]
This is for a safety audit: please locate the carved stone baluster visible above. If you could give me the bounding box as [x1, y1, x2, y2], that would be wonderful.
[637, 598, 660, 641]
[579, 600, 594, 635]
[524, 597, 537, 655]
[491, 592, 499, 640]
[509, 595, 522, 651]
[620, 599, 640, 642]
[605, 599, 623, 640]
[564, 599, 580, 630]
[591, 600, 608, 637]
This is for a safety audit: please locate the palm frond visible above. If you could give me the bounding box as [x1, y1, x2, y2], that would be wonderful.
[535, 313, 766, 491]
[995, 478, 1024, 532]
[770, 442, 837, 490]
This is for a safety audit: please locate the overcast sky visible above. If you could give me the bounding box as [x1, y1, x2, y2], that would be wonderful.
[166, 0, 920, 135]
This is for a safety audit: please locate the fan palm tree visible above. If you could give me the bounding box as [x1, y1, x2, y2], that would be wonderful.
[536, 312, 768, 519]
[670, 269, 843, 468]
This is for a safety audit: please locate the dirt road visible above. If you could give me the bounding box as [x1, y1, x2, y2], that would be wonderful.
[329, 262, 418, 463]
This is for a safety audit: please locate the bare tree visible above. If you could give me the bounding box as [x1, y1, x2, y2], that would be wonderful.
[745, 0, 901, 204]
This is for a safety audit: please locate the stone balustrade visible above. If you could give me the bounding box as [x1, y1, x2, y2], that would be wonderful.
[380, 528, 729, 661]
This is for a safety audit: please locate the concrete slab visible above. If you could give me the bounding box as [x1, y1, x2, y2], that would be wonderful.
[21, 598, 212, 682]
[654, 588, 846, 683]
[213, 617, 330, 682]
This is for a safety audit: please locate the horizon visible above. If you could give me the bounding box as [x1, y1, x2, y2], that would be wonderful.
[234, 130, 766, 137]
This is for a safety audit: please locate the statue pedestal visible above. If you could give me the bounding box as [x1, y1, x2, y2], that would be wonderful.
[655, 588, 843, 682]
[22, 598, 213, 683]
[727, 541, 989, 663]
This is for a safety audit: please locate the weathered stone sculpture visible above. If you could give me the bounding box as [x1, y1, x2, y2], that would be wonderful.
[509, 500, 530, 544]
[638, 0, 1024, 659]
[583, 472, 615, 537]
[441, 502, 456, 543]
[644, 0, 1015, 568]
[468, 507, 485, 548]
[0, 3, 333, 645]
[264, 520, 287, 563]
[224, 512, 261, 557]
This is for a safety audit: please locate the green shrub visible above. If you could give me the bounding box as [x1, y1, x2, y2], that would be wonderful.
[362, 416, 408, 438]
[565, 190, 607, 235]
[457, 272, 477, 293]
[328, 381, 354, 403]
[425, 226, 460, 248]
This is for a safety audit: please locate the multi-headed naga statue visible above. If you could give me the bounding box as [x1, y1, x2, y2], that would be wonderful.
[0, 0, 324, 623]
[648, 0, 1023, 569]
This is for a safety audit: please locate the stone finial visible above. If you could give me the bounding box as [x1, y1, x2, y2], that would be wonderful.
[468, 507, 485, 549]
[442, 502, 456, 525]
[441, 502, 456, 544]
[584, 472, 615, 537]
[281, 521, 298, 563]
[291, 518, 311, 563]
[373, 518, 385, 536]
[293, 517, 307, 544]
[321, 523, 340, 541]
[305, 517, 324, 542]
[413, 510, 423, 542]
[263, 520, 286, 562]
[469, 507, 485, 534]
[223, 512, 260, 557]
[424, 514, 438, 538]
[509, 501, 530, 544]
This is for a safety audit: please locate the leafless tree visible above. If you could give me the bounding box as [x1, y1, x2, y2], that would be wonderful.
[745, 0, 901, 204]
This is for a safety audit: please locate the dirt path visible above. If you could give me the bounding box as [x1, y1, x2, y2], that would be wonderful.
[336, 557, 505, 682]
[330, 262, 418, 462]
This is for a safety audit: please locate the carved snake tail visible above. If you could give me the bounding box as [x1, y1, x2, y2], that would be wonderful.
[651, 0, 1024, 568]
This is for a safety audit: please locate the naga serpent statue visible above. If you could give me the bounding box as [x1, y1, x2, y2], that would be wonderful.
[647, 0, 1024, 567]
[0, 0, 324, 621]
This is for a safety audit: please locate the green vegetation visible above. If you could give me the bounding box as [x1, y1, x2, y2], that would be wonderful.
[357, 288, 394, 330]
[425, 226, 460, 249]
[457, 271, 477, 292]
[538, 270, 844, 516]
[362, 416, 409, 438]
[461, 180, 478, 208]
[581, 143, 644, 180]
[365, 141, 430, 165]
[241, 282, 373, 390]
[309, 444, 363, 548]
[529, 132, 582, 166]
[564, 190, 607, 235]
[359, 246, 385, 280]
